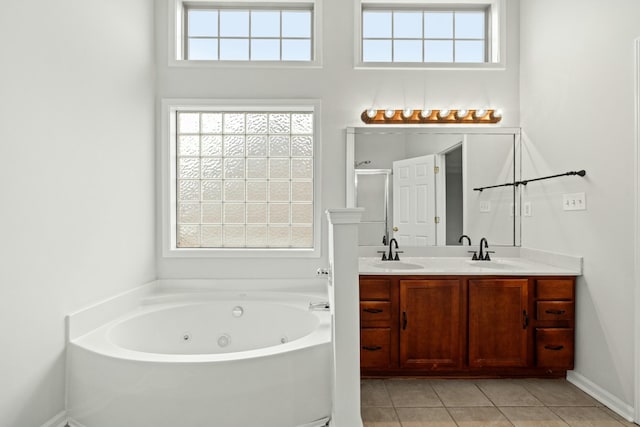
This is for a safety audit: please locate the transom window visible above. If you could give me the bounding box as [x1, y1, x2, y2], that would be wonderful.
[174, 110, 315, 249]
[185, 6, 313, 61]
[361, 7, 489, 64]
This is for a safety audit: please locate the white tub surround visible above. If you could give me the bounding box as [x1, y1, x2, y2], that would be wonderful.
[326, 209, 364, 427]
[66, 281, 331, 427]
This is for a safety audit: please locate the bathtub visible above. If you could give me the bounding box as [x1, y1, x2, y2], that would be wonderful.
[67, 290, 332, 427]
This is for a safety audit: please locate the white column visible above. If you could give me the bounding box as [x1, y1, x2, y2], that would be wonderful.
[325, 208, 364, 427]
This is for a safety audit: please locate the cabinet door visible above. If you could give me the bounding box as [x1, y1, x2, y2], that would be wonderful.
[468, 279, 529, 368]
[399, 280, 463, 369]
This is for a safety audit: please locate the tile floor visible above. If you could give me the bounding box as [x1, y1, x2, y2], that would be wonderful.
[361, 378, 639, 427]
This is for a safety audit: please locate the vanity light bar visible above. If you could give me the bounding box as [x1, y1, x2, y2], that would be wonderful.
[361, 109, 502, 124]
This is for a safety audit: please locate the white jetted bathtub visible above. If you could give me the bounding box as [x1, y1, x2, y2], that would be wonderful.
[67, 290, 332, 427]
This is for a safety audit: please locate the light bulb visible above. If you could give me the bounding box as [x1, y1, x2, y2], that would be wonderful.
[474, 109, 487, 119]
[438, 109, 450, 119]
[402, 109, 413, 118]
[384, 109, 396, 119]
[420, 109, 432, 118]
[366, 109, 377, 119]
[456, 109, 468, 119]
[492, 109, 503, 118]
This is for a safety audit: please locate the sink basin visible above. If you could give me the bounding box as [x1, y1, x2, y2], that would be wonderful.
[467, 259, 523, 270]
[372, 261, 423, 270]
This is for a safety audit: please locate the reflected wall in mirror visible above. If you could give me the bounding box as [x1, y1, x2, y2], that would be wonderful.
[346, 127, 521, 247]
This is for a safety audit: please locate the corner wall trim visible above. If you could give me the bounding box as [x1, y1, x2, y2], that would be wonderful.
[39, 411, 67, 427]
[566, 371, 635, 422]
[634, 37, 640, 424]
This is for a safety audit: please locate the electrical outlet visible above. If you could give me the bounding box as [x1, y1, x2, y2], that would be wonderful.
[563, 192, 586, 211]
[523, 201, 532, 217]
[479, 201, 491, 212]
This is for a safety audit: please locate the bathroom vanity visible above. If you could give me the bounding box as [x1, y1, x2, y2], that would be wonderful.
[358, 257, 577, 378]
[347, 126, 581, 379]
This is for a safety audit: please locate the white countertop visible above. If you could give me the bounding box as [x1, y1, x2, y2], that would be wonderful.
[359, 256, 580, 276]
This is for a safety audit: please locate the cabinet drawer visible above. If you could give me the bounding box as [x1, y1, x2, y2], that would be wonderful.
[536, 301, 574, 321]
[361, 328, 391, 368]
[536, 328, 574, 368]
[536, 279, 574, 300]
[361, 302, 391, 324]
[360, 278, 391, 301]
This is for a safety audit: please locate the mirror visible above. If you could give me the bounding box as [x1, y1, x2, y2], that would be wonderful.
[346, 127, 521, 247]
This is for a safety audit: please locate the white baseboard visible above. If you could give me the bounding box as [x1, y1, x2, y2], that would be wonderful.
[39, 411, 67, 427]
[567, 371, 636, 422]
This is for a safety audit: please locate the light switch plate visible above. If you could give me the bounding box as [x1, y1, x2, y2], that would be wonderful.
[479, 201, 491, 212]
[523, 201, 532, 217]
[563, 192, 586, 211]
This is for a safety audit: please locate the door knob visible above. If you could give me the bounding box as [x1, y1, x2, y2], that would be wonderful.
[393, 226, 399, 232]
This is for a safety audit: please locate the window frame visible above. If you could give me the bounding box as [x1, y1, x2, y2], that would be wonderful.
[355, 0, 506, 70]
[161, 99, 322, 258]
[170, 0, 323, 67]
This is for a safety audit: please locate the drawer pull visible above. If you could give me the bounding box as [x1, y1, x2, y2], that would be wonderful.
[362, 346, 382, 351]
[363, 308, 383, 314]
[545, 309, 566, 315]
[544, 345, 565, 351]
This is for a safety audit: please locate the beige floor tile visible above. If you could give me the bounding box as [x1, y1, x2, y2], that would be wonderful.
[395, 407, 457, 427]
[522, 379, 599, 407]
[362, 406, 401, 427]
[448, 406, 514, 427]
[476, 379, 543, 407]
[386, 379, 443, 408]
[499, 406, 570, 427]
[551, 407, 625, 427]
[362, 380, 393, 407]
[431, 380, 493, 407]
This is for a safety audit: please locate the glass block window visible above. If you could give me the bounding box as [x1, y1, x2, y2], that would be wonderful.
[176, 111, 314, 248]
[185, 6, 313, 61]
[362, 8, 487, 63]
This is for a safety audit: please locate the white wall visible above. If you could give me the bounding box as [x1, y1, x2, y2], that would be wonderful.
[155, 0, 521, 278]
[0, 1, 156, 426]
[464, 134, 516, 246]
[520, 0, 640, 409]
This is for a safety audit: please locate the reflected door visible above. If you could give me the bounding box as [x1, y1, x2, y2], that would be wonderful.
[392, 155, 436, 246]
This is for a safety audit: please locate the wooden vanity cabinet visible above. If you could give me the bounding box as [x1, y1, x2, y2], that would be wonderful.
[399, 279, 464, 370]
[360, 275, 576, 378]
[533, 279, 575, 371]
[468, 279, 529, 368]
[359, 277, 398, 370]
